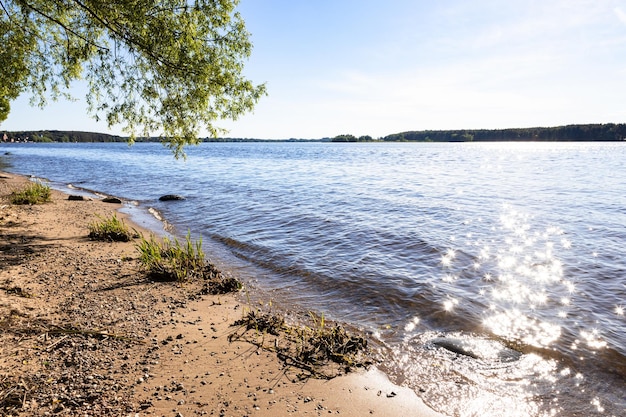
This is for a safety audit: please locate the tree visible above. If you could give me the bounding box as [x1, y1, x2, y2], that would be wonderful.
[0, 0, 266, 157]
[332, 134, 357, 142]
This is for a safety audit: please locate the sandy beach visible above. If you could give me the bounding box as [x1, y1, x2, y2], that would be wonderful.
[0, 172, 444, 417]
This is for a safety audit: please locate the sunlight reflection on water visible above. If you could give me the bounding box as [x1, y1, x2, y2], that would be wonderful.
[415, 201, 622, 416]
[470, 204, 582, 350]
[391, 331, 564, 417]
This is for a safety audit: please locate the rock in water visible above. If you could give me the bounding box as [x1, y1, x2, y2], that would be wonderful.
[431, 337, 480, 359]
[430, 336, 522, 361]
[68, 195, 92, 201]
[159, 194, 185, 201]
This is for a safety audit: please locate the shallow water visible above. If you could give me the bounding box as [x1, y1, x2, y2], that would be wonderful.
[2, 141, 625, 416]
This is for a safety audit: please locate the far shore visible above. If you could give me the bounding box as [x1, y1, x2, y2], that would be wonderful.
[0, 171, 444, 416]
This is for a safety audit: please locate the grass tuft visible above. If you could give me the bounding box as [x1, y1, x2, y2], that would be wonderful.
[136, 232, 242, 292]
[10, 181, 51, 205]
[88, 214, 138, 242]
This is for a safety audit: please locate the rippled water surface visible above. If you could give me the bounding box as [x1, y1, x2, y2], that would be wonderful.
[2, 141, 625, 416]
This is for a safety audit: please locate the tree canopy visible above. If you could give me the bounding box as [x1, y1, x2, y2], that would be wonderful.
[0, 0, 266, 156]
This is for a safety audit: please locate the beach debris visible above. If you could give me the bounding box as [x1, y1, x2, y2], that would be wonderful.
[200, 270, 243, 294]
[2, 285, 33, 298]
[229, 310, 370, 379]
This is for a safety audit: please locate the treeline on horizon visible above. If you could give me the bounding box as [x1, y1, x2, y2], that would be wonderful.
[3, 123, 626, 143]
[1, 130, 321, 143]
[380, 123, 626, 142]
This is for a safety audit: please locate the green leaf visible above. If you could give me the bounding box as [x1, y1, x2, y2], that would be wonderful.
[0, 0, 266, 157]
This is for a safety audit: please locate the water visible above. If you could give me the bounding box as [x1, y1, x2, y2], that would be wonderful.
[1, 141, 625, 416]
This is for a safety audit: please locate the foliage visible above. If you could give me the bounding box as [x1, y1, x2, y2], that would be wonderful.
[331, 134, 377, 142]
[383, 123, 626, 142]
[0, 97, 9, 124]
[331, 134, 357, 142]
[137, 233, 203, 282]
[3, 130, 125, 143]
[136, 232, 242, 292]
[88, 213, 137, 242]
[30, 133, 53, 142]
[0, 0, 266, 157]
[10, 180, 51, 204]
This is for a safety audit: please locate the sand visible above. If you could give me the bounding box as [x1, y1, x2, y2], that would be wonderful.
[0, 172, 445, 417]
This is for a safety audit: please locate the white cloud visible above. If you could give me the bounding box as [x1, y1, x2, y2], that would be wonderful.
[614, 7, 626, 24]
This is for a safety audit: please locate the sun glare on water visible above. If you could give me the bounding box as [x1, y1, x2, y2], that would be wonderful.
[437, 203, 612, 354]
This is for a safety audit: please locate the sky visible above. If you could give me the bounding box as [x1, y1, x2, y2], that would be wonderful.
[4, 0, 626, 139]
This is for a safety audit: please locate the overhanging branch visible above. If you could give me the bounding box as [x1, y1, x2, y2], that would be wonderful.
[14, 0, 109, 53]
[0, 0, 10, 18]
[69, 0, 195, 74]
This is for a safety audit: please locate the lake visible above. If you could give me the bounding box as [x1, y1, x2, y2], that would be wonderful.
[2, 141, 625, 417]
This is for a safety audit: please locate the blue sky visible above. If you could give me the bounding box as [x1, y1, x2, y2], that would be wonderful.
[4, 0, 626, 139]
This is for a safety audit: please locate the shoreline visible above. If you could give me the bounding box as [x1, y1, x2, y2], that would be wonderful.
[0, 172, 444, 416]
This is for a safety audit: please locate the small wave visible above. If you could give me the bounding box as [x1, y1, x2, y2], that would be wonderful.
[148, 207, 163, 221]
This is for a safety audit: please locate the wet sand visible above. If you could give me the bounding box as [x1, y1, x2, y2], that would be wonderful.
[0, 172, 444, 416]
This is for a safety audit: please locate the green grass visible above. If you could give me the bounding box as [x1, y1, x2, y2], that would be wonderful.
[10, 181, 51, 205]
[137, 232, 204, 282]
[136, 232, 242, 292]
[88, 214, 138, 242]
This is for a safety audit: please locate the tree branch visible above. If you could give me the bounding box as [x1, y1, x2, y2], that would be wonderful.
[14, 0, 109, 52]
[69, 0, 197, 75]
[0, 0, 10, 18]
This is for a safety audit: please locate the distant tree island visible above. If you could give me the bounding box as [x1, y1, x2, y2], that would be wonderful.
[3, 123, 626, 144]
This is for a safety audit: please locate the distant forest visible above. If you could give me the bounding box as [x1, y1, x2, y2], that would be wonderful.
[3, 123, 626, 143]
[3, 130, 126, 143]
[380, 123, 626, 142]
[1, 130, 320, 143]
